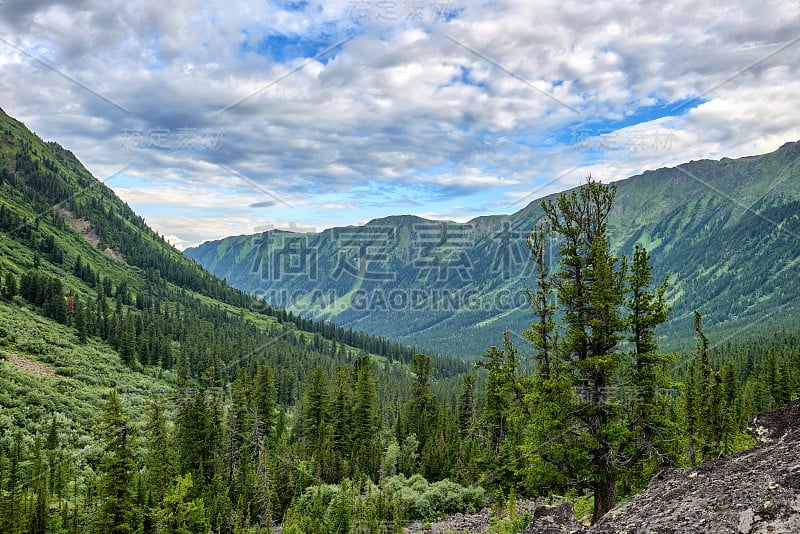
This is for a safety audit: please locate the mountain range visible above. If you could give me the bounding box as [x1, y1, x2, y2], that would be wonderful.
[187, 142, 800, 357]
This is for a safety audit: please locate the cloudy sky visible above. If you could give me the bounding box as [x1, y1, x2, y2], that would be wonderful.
[1, 0, 799, 248]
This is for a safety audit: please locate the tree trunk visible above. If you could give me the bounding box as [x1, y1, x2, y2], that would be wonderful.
[592, 479, 616, 524]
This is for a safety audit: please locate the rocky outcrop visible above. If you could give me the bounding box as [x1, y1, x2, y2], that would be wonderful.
[405, 500, 547, 533]
[749, 398, 800, 444]
[590, 399, 800, 533]
[521, 502, 586, 534]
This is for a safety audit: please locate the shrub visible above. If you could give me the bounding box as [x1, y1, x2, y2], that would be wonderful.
[383, 474, 486, 521]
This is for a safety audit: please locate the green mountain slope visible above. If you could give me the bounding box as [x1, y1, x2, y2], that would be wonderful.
[186, 142, 800, 356]
[0, 105, 446, 484]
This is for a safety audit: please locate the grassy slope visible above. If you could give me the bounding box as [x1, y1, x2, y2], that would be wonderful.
[0, 300, 174, 471]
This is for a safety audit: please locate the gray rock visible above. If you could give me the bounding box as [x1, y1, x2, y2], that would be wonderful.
[520, 502, 587, 534]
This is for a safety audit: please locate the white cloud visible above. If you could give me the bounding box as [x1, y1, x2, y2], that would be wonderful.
[0, 0, 798, 244]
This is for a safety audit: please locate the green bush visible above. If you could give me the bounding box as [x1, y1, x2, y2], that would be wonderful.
[383, 474, 486, 521]
[287, 475, 486, 528]
[296, 483, 341, 512]
[17, 337, 47, 354]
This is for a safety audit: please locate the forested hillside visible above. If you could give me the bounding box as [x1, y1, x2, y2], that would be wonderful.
[0, 108, 478, 533]
[187, 142, 800, 357]
[0, 108, 798, 533]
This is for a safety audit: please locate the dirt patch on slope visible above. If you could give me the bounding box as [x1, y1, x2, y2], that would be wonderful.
[53, 206, 125, 262]
[3, 350, 56, 379]
[54, 206, 101, 246]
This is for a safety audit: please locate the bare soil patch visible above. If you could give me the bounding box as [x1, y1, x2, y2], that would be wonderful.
[54, 206, 126, 262]
[3, 350, 56, 379]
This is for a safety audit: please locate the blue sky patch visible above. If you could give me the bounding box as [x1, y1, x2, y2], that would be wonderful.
[242, 33, 325, 62]
[240, 24, 352, 63]
[554, 97, 706, 147]
[272, 0, 309, 11]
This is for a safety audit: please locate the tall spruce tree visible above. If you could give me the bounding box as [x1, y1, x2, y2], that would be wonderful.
[143, 396, 174, 507]
[1, 432, 24, 534]
[524, 223, 558, 378]
[351, 356, 381, 479]
[3, 271, 16, 299]
[28, 439, 48, 534]
[457, 374, 477, 438]
[625, 245, 679, 470]
[329, 366, 353, 479]
[686, 311, 739, 462]
[477, 333, 527, 491]
[253, 364, 277, 446]
[95, 390, 136, 534]
[175, 388, 222, 489]
[400, 354, 439, 463]
[524, 178, 675, 523]
[521, 221, 573, 494]
[302, 366, 329, 456]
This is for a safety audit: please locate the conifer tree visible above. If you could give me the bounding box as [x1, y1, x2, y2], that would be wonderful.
[44, 417, 66, 503]
[706, 371, 736, 455]
[521, 221, 573, 493]
[95, 390, 136, 534]
[400, 353, 439, 470]
[524, 223, 557, 378]
[684, 357, 701, 467]
[625, 245, 679, 468]
[2, 272, 16, 299]
[255, 435, 273, 529]
[143, 396, 174, 506]
[254, 365, 277, 445]
[538, 179, 628, 521]
[478, 344, 514, 478]
[119, 314, 138, 368]
[521, 178, 675, 522]
[73, 298, 88, 342]
[28, 438, 48, 534]
[151, 474, 210, 534]
[228, 374, 253, 500]
[329, 366, 353, 479]
[302, 366, 329, 455]
[175, 388, 222, 488]
[351, 357, 381, 479]
[1, 432, 24, 534]
[457, 374, 477, 441]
